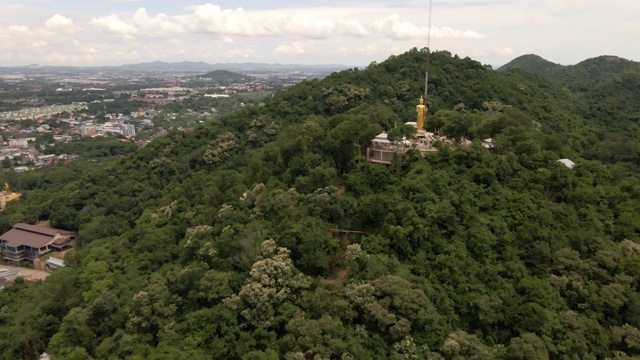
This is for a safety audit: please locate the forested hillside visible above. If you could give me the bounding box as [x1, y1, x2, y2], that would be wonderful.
[500, 53, 640, 164]
[1, 48, 640, 360]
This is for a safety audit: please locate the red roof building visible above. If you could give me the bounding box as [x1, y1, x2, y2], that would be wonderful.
[0, 224, 76, 266]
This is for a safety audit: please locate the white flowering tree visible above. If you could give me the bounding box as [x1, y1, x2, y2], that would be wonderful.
[224, 239, 311, 328]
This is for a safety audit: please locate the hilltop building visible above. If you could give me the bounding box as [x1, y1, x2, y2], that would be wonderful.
[367, 96, 465, 164]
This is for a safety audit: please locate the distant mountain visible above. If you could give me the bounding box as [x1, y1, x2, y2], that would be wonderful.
[119, 61, 215, 72]
[199, 70, 251, 81]
[0, 61, 352, 74]
[500, 53, 640, 149]
[499, 54, 640, 84]
[498, 54, 563, 78]
[118, 61, 350, 72]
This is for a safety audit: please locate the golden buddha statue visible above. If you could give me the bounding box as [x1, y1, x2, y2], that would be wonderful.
[3, 183, 10, 195]
[416, 96, 427, 131]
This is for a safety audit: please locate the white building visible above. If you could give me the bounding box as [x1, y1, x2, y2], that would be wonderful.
[80, 125, 96, 136]
[121, 124, 136, 137]
[46, 257, 65, 271]
[8, 139, 28, 148]
[558, 159, 576, 169]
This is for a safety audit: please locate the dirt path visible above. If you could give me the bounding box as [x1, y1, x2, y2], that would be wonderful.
[0, 265, 50, 281]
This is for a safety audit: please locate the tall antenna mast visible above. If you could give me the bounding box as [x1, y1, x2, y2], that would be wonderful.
[424, 0, 433, 100]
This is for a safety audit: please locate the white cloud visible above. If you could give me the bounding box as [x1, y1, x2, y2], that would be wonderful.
[275, 41, 314, 55]
[191, 4, 261, 36]
[281, 15, 336, 39]
[31, 40, 48, 49]
[372, 14, 422, 40]
[44, 14, 74, 30]
[469, 46, 522, 58]
[339, 20, 369, 37]
[355, 45, 376, 56]
[91, 14, 138, 35]
[132, 8, 184, 35]
[225, 48, 255, 59]
[190, 4, 345, 39]
[432, 27, 484, 40]
[0, 1, 638, 67]
[372, 14, 483, 41]
[8, 25, 30, 33]
[495, 47, 514, 56]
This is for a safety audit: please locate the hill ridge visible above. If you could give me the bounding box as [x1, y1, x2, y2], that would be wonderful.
[499, 53, 640, 83]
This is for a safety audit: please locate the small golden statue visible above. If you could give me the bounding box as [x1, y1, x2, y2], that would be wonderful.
[3, 183, 10, 195]
[416, 96, 427, 131]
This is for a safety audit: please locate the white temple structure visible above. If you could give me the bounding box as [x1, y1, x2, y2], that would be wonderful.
[367, 97, 463, 164]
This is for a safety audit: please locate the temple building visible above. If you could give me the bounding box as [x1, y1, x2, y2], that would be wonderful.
[367, 96, 462, 164]
[0, 183, 21, 211]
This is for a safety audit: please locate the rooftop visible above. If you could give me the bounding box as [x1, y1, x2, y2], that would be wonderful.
[0, 223, 75, 248]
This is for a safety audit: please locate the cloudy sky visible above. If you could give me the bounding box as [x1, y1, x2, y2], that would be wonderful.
[0, 0, 638, 67]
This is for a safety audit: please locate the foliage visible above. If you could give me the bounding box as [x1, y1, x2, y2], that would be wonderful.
[0, 48, 640, 360]
[45, 137, 138, 158]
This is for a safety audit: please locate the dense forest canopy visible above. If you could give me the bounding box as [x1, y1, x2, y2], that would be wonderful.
[44, 137, 139, 158]
[1, 48, 640, 359]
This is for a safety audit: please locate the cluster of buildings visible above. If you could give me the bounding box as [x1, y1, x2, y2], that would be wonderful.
[366, 97, 577, 170]
[0, 130, 80, 169]
[215, 82, 274, 95]
[79, 121, 136, 138]
[0, 101, 164, 171]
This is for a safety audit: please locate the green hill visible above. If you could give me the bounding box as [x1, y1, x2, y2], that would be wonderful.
[499, 54, 640, 156]
[199, 69, 251, 81]
[498, 54, 563, 78]
[1, 48, 640, 359]
[500, 54, 640, 85]
[562, 55, 640, 82]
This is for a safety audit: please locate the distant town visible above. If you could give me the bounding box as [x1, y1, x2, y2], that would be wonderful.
[0, 63, 347, 171]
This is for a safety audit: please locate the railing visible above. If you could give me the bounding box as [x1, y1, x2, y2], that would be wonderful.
[367, 148, 399, 164]
[1, 248, 25, 255]
[2, 253, 26, 262]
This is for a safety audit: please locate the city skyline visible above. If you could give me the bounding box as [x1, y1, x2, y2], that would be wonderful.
[0, 0, 638, 68]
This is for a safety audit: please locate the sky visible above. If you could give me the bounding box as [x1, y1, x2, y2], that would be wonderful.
[0, 0, 638, 67]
